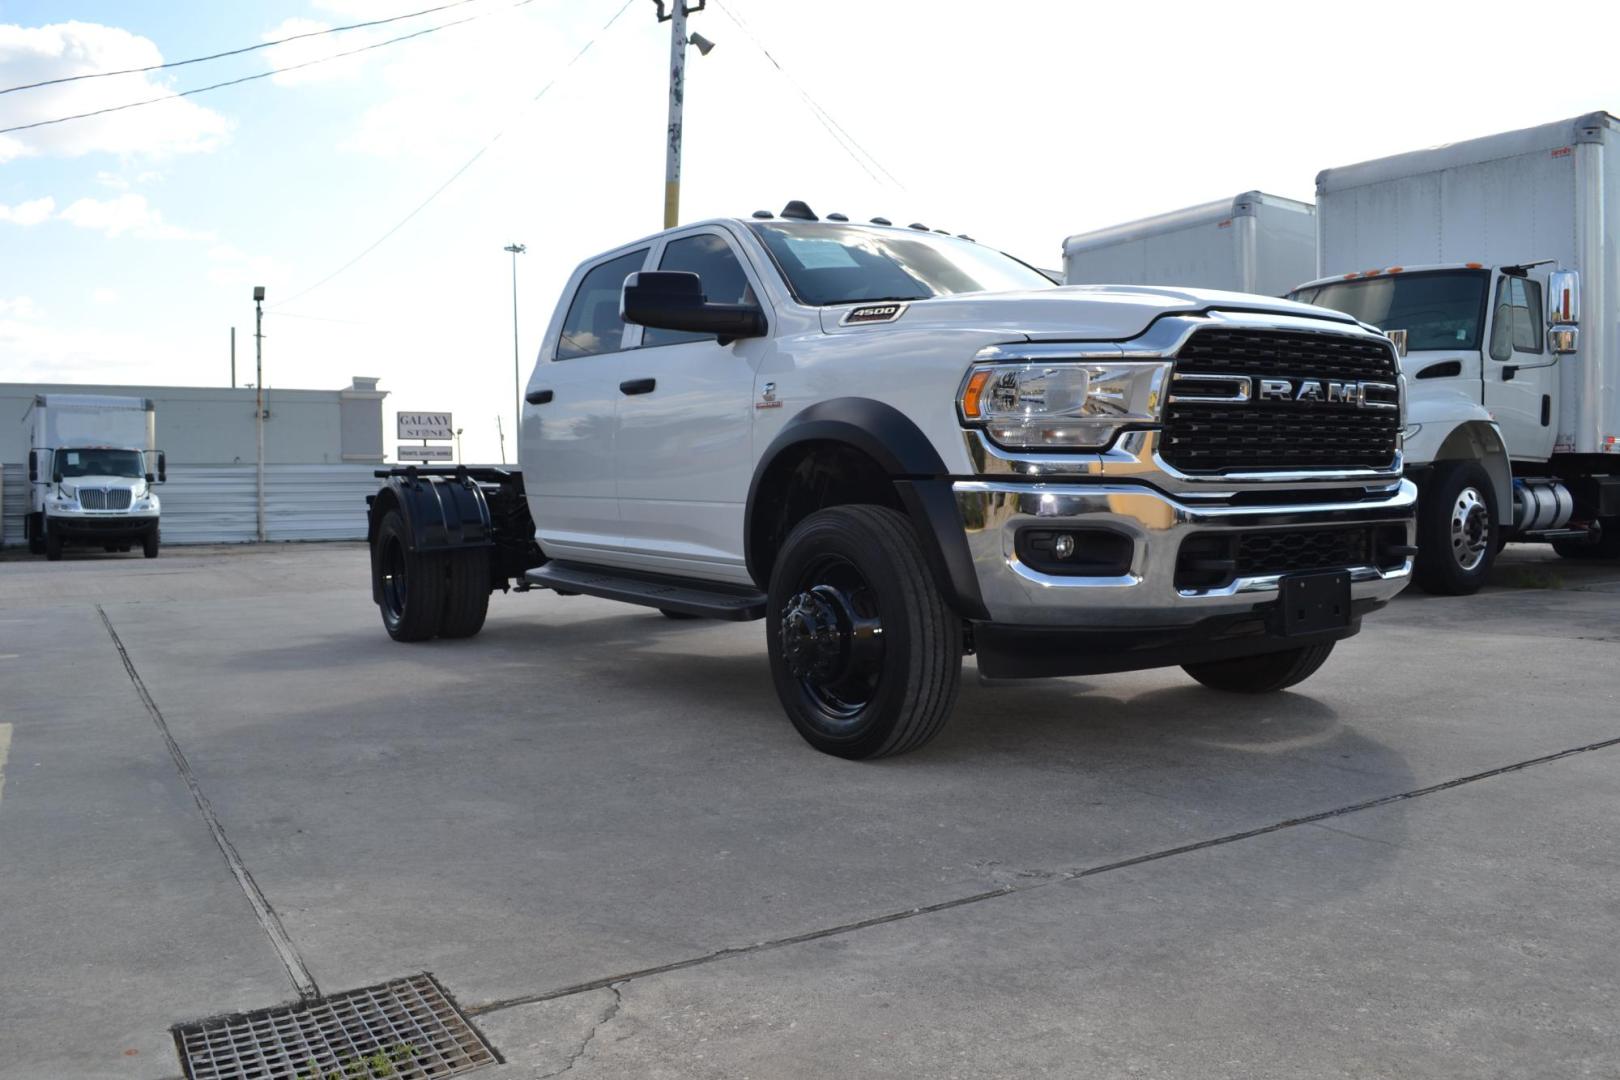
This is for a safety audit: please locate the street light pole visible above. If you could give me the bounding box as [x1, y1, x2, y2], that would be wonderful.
[504, 242, 526, 444]
[253, 286, 266, 543]
[656, 2, 711, 229]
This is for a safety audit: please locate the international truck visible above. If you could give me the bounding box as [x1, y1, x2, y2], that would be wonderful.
[1289, 111, 1620, 592]
[1063, 191, 1316, 298]
[25, 394, 165, 560]
[365, 204, 1415, 759]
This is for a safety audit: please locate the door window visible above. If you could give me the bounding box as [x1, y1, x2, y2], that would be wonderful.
[555, 249, 647, 359]
[642, 233, 757, 348]
[1489, 276, 1544, 361]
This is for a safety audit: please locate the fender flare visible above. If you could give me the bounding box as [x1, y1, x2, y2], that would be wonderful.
[1406, 419, 1513, 527]
[744, 398, 989, 620]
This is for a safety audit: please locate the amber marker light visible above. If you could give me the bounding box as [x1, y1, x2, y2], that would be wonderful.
[961, 369, 992, 418]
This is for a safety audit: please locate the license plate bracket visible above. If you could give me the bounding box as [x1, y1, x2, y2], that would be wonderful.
[1278, 570, 1352, 637]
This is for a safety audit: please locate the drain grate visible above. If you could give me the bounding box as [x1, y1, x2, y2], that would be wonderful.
[174, 974, 497, 1080]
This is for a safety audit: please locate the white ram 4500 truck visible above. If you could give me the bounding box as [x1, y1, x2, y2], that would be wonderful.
[26, 394, 165, 560]
[1063, 191, 1317, 298]
[1290, 111, 1620, 592]
[366, 205, 1416, 758]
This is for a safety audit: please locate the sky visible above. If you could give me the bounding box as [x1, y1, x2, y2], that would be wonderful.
[1, 0, 1617, 463]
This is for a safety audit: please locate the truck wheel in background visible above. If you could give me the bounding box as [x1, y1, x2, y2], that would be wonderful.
[1415, 461, 1497, 595]
[1551, 520, 1620, 560]
[372, 509, 446, 642]
[438, 548, 490, 638]
[45, 524, 63, 561]
[1182, 643, 1336, 693]
[766, 505, 962, 759]
[143, 531, 160, 559]
[27, 513, 45, 555]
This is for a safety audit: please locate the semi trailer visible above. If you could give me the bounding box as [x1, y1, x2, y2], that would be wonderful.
[1291, 111, 1620, 591]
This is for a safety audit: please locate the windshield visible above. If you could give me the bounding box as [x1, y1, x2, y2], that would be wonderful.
[1290, 270, 1489, 351]
[57, 448, 144, 478]
[748, 221, 1052, 306]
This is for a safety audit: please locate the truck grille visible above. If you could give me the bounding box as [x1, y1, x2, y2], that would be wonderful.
[78, 488, 132, 510]
[1162, 328, 1400, 473]
[1175, 525, 1409, 590]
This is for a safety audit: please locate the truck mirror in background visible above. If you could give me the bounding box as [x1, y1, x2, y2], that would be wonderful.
[1384, 328, 1408, 357]
[28, 449, 37, 483]
[157, 451, 167, 483]
[1547, 269, 1580, 325]
[620, 270, 767, 344]
[1549, 326, 1580, 355]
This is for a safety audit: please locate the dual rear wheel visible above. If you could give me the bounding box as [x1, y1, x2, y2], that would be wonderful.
[373, 510, 489, 641]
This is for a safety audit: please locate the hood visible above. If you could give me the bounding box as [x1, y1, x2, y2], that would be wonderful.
[60, 475, 146, 495]
[818, 284, 1361, 342]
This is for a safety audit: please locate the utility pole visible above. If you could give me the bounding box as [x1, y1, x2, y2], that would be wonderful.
[253, 287, 266, 543]
[504, 242, 526, 440]
[655, 1, 711, 228]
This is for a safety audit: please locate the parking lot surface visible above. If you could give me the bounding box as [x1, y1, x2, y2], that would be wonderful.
[1, 542, 1617, 1079]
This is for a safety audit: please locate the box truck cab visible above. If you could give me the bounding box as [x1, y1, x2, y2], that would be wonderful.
[1295, 112, 1620, 591]
[25, 394, 165, 560]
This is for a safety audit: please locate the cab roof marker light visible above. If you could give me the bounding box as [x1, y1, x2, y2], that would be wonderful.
[1364, 269, 1382, 277]
[1466, 262, 1484, 269]
[1387, 266, 1404, 273]
[1343, 272, 1360, 279]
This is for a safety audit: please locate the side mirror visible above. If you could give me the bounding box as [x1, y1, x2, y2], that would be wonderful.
[145, 472, 156, 484]
[1548, 269, 1580, 325]
[620, 271, 767, 345]
[1549, 326, 1580, 355]
[28, 449, 38, 483]
[157, 451, 167, 484]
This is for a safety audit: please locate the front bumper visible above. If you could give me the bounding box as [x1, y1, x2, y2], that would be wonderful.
[953, 479, 1417, 627]
[49, 512, 160, 539]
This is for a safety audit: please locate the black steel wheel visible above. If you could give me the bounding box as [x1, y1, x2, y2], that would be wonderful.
[1414, 461, 1497, 595]
[766, 505, 961, 759]
[372, 509, 446, 641]
[1182, 643, 1336, 693]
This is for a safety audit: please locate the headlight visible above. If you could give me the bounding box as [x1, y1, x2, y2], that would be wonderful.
[958, 361, 1171, 449]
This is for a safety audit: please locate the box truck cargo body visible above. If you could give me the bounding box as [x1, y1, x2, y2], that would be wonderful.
[1294, 111, 1620, 586]
[1063, 192, 1316, 296]
[24, 394, 165, 559]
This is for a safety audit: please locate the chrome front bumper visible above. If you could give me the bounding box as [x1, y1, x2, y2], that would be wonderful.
[953, 479, 1417, 626]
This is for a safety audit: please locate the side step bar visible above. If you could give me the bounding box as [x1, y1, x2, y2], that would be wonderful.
[526, 561, 767, 621]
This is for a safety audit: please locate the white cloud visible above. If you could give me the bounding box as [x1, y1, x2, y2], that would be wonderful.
[0, 296, 40, 318]
[0, 196, 56, 225]
[207, 243, 281, 286]
[58, 193, 208, 239]
[0, 21, 231, 162]
[92, 288, 119, 304]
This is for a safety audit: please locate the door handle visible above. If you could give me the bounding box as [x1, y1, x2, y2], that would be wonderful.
[525, 388, 553, 405]
[619, 378, 656, 396]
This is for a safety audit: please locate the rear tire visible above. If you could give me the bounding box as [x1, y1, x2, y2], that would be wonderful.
[438, 548, 490, 638]
[142, 530, 160, 559]
[1414, 461, 1497, 595]
[766, 505, 961, 759]
[1552, 520, 1620, 560]
[1183, 643, 1336, 694]
[45, 525, 63, 562]
[372, 509, 446, 642]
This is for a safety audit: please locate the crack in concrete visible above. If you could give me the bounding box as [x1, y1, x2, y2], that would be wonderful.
[469, 732, 1620, 1020]
[538, 983, 623, 1079]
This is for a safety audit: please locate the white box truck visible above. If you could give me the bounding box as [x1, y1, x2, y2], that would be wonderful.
[25, 394, 165, 560]
[1063, 191, 1316, 297]
[1290, 111, 1620, 592]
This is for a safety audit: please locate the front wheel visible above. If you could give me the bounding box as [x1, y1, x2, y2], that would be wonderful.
[1414, 461, 1497, 595]
[45, 525, 63, 561]
[142, 530, 160, 559]
[372, 509, 446, 641]
[1183, 643, 1336, 694]
[766, 505, 961, 759]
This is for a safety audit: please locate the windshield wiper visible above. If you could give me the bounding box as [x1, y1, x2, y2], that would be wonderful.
[831, 294, 929, 306]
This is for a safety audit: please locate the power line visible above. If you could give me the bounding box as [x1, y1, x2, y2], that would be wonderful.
[273, 0, 637, 309]
[711, 0, 905, 190]
[0, 0, 536, 137]
[0, 0, 491, 97]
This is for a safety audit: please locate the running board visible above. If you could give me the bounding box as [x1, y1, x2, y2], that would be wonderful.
[526, 561, 767, 621]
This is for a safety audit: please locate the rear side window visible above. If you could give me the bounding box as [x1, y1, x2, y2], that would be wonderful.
[556, 249, 647, 359]
[642, 234, 757, 348]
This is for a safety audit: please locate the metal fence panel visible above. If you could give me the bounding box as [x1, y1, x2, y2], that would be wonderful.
[1, 462, 378, 546]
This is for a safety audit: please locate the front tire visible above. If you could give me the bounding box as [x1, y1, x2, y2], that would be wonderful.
[45, 524, 63, 561]
[766, 505, 961, 759]
[1183, 643, 1336, 694]
[142, 530, 160, 559]
[1414, 461, 1497, 595]
[372, 509, 446, 641]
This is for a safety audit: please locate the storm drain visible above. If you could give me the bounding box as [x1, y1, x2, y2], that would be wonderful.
[174, 974, 498, 1080]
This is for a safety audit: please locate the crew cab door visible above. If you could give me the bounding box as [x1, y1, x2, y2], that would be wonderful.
[612, 227, 768, 584]
[1483, 271, 1558, 461]
[522, 246, 649, 563]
